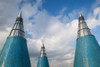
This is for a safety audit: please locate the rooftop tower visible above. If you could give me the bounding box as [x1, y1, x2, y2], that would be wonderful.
[37, 43, 49, 67]
[74, 14, 100, 67]
[0, 12, 31, 67]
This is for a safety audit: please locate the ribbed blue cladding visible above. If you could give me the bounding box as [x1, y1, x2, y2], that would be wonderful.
[74, 35, 100, 67]
[37, 57, 49, 67]
[0, 37, 31, 67]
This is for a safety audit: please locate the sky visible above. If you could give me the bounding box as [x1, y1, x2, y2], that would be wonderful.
[0, 0, 100, 67]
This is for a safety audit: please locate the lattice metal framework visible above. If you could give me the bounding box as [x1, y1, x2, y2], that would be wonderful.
[9, 12, 25, 38]
[77, 14, 92, 38]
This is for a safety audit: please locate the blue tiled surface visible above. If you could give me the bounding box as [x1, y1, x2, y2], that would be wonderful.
[37, 57, 49, 67]
[74, 36, 100, 67]
[0, 37, 31, 67]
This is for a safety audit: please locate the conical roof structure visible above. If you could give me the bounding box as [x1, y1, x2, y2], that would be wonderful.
[9, 12, 25, 38]
[0, 12, 31, 67]
[37, 43, 49, 67]
[74, 14, 100, 67]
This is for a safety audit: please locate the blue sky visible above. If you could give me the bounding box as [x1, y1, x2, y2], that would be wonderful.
[0, 0, 100, 67]
[42, 0, 95, 15]
[19, 0, 96, 15]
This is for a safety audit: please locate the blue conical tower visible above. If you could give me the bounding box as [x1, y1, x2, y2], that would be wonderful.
[74, 14, 100, 67]
[37, 43, 50, 67]
[0, 12, 31, 67]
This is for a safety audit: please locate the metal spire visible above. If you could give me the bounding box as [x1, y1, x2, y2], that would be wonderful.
[18, 11, 22, 18]
[79, 13, 82, 17]
[43, 42, 44, 47]
[77, 14, 92, 38]
[9, 11, 25, 38]
[40, 42, 47, 57]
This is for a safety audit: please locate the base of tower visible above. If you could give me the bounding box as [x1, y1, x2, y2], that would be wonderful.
[0, 37, 31, 67]
[74, 35, 100, 67]
[37, 57, 49, 67]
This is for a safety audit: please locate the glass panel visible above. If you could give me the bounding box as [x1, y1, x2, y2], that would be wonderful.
[9, 19, 25, 38]
[14, 30, 18, 36]
[82, 23, 88, 29]
[20, 24, 23, 30]
[16, 23, 20, 29]
[80, 20, 85, 23]
[10, 30, 14, 36]
[80, 30, 84, 37]
[13, 24, 17, 29]
[84, 29, 92, 36]
[84, 29, 88, 35]
[79, 23, 88, 30]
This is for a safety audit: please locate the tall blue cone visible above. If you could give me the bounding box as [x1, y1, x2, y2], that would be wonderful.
[37, 43, 50, 67]
[74, 14, 100, 67]
[0, 12, 31, 67]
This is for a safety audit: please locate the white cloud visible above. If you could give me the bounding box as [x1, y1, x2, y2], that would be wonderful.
[87, 18, 100, 29]
[94, 7, 100, 19]
[99, 42, 100, 45]
[0, 27, 11, 51]
[86, 7, 100, 30]
[24, 5, 100, 67]
[91, 0, 100, 9]
[59, 7, 67, 15]
[0, 0, 21, 54]
[0, 0, 21, 31]
[23, 5, 78, 66]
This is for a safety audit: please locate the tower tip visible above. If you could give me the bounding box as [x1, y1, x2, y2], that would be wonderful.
[40, 40, 47, 57]
[18, 11, 22, 18]
[9, 11, 25, 38]
[79, 13, 82, 17]
[78, 13, 92, 38]
[43, 43, 44, 47]
[41, 40, 45, 47]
